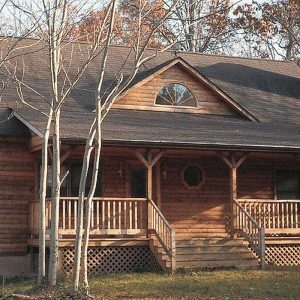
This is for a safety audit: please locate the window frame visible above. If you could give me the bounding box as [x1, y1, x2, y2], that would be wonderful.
[275, 168, 300, 200]
[37, 161, 103, 198]
[181, 163, 205, 190]
[154, 82, 198, 109]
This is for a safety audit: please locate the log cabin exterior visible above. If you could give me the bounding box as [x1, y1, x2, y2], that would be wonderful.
[0, 38, 300, 276]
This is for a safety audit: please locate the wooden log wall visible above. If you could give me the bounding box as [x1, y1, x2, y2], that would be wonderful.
[237, 155, 298, 200]
[0, 138, 35, 255]
[114, 64, 239, 116]
[159, 157, 231, 239]
[101, 158, 129, 197]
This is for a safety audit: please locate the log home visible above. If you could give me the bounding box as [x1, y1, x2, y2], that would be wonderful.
[0, 38, 300, 276]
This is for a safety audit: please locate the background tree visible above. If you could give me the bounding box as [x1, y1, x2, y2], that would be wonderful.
[234, 0, 300, 59]
[71, 0, 174, 48]
[170, 0, 239, 53]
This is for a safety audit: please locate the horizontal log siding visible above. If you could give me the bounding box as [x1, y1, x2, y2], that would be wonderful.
[102, 158, 128, 197]
[160, 157, 231, 238]
[115, 64, 238, 116]
[237, 155, 298, 200]
[0, 139, 35, 255]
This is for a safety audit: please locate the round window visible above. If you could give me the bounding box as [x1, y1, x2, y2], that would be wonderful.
[182, 165, 204, 189]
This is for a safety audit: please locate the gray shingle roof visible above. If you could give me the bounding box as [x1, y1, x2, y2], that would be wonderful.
[1, 38, 300, 149]
[13, 108, 300, 152]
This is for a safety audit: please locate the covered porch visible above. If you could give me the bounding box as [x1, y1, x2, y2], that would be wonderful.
[28, 145, 300, 272]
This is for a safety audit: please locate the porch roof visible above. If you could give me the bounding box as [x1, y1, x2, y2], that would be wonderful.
[14, 108, 300, 152]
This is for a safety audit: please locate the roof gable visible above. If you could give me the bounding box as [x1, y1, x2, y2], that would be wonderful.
[114, 58, 257, 121]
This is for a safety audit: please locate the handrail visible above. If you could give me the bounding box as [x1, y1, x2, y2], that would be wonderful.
[148, 199, 176, 273]
[235, 199, 260, 227]
[238, 199, 300, 203]
[238, 198, 300, 229]
[148, 199, 172, 229]
[40, 197, 147, 202]
[234, 199, 265, 269]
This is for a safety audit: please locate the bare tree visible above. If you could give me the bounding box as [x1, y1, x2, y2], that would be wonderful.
[6, 0, 118, 286]
[71, 0, 180, 294]
[170, 0, 240, 53]
[234, 0, 300, 60]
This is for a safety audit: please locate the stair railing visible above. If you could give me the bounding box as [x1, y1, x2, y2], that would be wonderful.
[234, 199, 265, 269]
[148, 199, 176, 273]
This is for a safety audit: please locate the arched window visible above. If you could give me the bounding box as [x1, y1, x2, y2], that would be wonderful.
[156, 83, 197, 107]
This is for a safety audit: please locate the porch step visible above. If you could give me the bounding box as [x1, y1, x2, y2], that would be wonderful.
[176, 237, 244, 247]
[151, 236, 260, 272]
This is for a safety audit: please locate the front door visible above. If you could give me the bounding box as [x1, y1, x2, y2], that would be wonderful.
[131, 167, 146, 198]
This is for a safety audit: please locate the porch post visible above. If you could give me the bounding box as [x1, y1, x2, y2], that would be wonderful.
[218, 152, 248, 235]
[135, 149, 165, 236]
[156, 162, 161, 209]
[147, 151, 153, 200]
[230, 167, 237, 230]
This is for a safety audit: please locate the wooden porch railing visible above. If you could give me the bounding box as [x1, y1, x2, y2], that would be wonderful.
[30, 197, 147, 236]
[237, 199, 300, 234]
[148, 199, 176, 272]
[29, 197, 176, 271]
[234, 199, 265, 269]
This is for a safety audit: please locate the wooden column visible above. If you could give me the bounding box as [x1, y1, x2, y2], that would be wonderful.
[135, 149, 165, 201]
[156, 162, 161, 209]
[218, 151, 248, 234]
[135, 149, 165, 236]
[230, 167, 237, 229]
[147, 151, 153, 200]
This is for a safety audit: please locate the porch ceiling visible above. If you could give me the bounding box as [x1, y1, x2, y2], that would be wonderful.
[13, 107, 300, 152]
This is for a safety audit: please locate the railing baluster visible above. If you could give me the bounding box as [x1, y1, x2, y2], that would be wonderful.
[68, 199, 71, 229]
[113, 201, 116, 230]
[135, 201, 138, 229]
[291, 202, 293, 228]
[96, 201, 99, 230]
[139, 201, 143, 229]
[91, 200, 94, 229]
[123, 201, 127, 229]
[281, 203, 284, 228]
[108, 201, 111, 230]
[296, 203, 298, 228]
[74, 200, 77, 229]
[62, 199, 66, 230]
[129, 201, 132, 230]
[102, 200, 105, 229]
[119, 201, 121, 229]
[268, 203, 270, 228]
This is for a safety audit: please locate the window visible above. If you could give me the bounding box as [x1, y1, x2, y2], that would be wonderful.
[70, 164, 102, 197]
[40, 165, 68, 198]
[181, 165, 204, 189]
[277, 170, 300, 200]
[39, 163, 102, 198]
[156, 83, 197, 107]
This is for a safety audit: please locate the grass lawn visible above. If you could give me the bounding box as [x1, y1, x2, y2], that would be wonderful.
[1, 267, 300, 299]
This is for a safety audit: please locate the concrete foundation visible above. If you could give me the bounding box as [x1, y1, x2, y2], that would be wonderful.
[0, 255, 32, 278]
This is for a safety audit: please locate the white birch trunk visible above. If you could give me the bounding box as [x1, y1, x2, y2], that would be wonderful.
[48, 109, 61, 286]
[72, 123, 96, 292]
[81, 115, 101, 291]
[38, 108, 53, 285]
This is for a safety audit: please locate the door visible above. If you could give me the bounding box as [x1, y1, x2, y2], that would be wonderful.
[131, 167, 146, 198]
